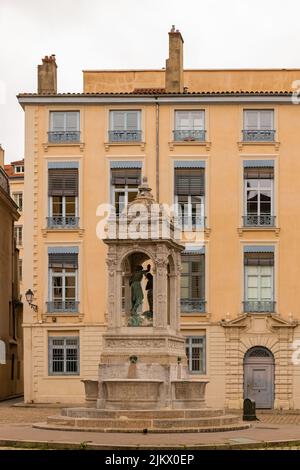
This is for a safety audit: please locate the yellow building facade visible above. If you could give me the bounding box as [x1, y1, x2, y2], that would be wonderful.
[5, 159, 25, 295]
[0, 146, 23, 399]
[18, 30, 300, 409]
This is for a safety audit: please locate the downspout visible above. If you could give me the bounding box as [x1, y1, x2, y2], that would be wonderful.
[155, 98, 159, 202]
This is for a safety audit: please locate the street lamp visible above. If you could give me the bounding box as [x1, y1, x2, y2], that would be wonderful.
[25, 289, 38, 312]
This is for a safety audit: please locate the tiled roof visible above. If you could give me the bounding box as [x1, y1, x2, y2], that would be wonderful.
[18, 90, 293, 97]
[4, 160, 24, 178]
[133, 88, 166, 94]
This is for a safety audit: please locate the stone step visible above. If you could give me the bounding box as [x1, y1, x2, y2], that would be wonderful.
[61, 407, 226, 419]
[47, 413, 241, 430]
[34, 420, 250, 434]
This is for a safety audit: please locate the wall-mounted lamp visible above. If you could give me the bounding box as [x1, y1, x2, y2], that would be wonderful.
[25, 289, 38, 312]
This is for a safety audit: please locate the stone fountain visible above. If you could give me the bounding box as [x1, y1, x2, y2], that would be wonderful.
[36, 179, 248, 432]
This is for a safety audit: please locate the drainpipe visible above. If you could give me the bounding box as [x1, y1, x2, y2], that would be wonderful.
[155, 98, 159, 202]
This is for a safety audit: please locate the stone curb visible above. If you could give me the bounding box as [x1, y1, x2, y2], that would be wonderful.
[1, 438, 300, 450]
[33, 423, 251, 434]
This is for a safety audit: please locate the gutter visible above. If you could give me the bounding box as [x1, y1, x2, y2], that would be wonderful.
[155, 99, 159, 202]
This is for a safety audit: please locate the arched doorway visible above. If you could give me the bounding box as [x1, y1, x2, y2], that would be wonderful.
[244, 346, 275, 409]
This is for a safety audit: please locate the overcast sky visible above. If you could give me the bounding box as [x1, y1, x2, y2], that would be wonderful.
[1, 0, 300, 162]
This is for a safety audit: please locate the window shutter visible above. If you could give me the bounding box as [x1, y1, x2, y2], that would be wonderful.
[48, 168, 78, 196]
[51, 112, 65, 131]
[66, 112, 79, 131]
[126, 111, 139, 130]
[49, 252, 78, 269]
[244, 167, 274, 179]
[244, 252, 274, 266]
[111, 168, 141, 186]
[175, 169, 205, 196]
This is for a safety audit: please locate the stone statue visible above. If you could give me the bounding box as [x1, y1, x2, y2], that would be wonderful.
[129, 264, 150, 316]
[145, 268, 153, 314]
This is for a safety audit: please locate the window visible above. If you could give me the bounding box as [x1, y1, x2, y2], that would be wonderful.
[13, 192, 23, 212]
[181, 253, 205, 312]
[243, 110, 275, 141]
[14, 226, 22, 246]
[0, 340, 6, 365]
[14, 165, 24, 174]
[244, 165, 274, 226]
[48, 167, 79, 228]
[185, 336, 206, 373]
[244, 250, 274, 313]
[18, 259, 22, 282]
[49, 111, 80, 143]
[48, 337, 79, 375]
[109, 110, 141, 142]
[47, 250, 78, 313]
[174, 110, 205, 141]
[174, 168, 205, 228]
[111, 167, 141, 216]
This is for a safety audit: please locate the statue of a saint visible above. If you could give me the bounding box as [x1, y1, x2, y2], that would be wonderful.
[129, 264, 150, 316]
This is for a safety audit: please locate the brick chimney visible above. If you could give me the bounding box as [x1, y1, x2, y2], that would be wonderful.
[165, 26, 184, 93]
[37, 55, 57, 94]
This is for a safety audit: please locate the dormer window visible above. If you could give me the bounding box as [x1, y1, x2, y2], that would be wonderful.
[14, 165, 24, 174]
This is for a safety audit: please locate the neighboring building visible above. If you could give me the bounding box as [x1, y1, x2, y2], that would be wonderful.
[17, 29, 300, 409]
[0, 145, 23, 399]
[5, 160, 25, 294]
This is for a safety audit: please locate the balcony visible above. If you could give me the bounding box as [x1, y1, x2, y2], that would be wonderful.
[47, 216, 79, 229]
[173, 129, 206, 142]
[47, 300, 79, 313]
[181, 299, 206, 313]
[48, 131, 80, 143]
[243, 300, 275, 313]
[242, 130, 275, 142]
[243, 214, 276, 227]
[108, 130, 142, 142]
[0, 167, 9, 194]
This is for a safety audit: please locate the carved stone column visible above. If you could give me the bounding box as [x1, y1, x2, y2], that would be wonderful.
[154, 255, 169, 329]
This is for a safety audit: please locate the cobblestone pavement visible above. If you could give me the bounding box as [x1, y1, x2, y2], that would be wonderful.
[0, 401, 60, 425]
[0, 400, 300, 449]
[257, 413, 300, 425]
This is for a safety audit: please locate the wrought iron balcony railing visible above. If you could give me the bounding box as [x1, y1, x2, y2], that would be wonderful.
[47, 216, 79, 229]
[173, 129, 206, 142]
[0, 167, 9, 195]
[48, 131, 80, 143]
[243, 300, 275, 313]
[242, 129, 275, 142]
[181, 299, 206, 313]
[243, 214, 276, 227]
[108, 130, 142, 142]
[47, 300, 79, 313]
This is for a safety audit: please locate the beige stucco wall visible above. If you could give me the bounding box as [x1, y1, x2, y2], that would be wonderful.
[83, 68, 300, 93]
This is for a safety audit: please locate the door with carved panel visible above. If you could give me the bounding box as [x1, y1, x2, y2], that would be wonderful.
[244, 347, 274, 409]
